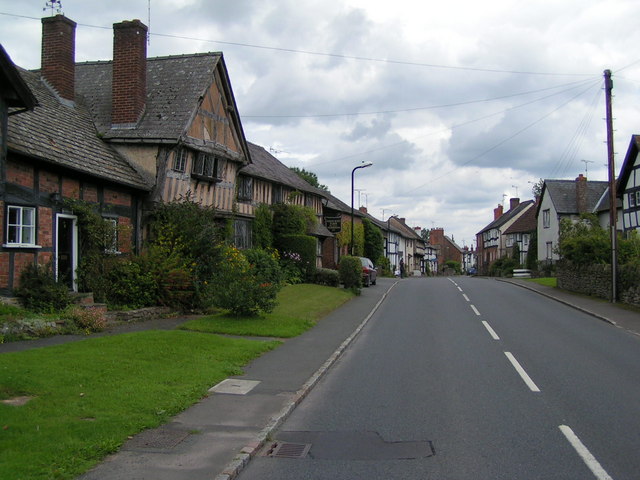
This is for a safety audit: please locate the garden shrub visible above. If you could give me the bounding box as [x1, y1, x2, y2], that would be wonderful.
[209, 246, 281, 316]
[489, 257, 518, 277]
[313, 268, 340, 287]
[338, 255, 362, 289]
[243, 248, 282, 286]
[276, 234, 317, 281]
[14, 263, 72, 313]
[252, 204, 273, 249]
[363, 218, 384, 263]
[279, 251, 304, 284]
[103, 259, 157, 309]
[376, 255, 392, 277]
[62, 306, 107, 333]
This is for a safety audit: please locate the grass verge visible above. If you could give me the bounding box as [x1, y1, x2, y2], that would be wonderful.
[524, 277, 557, 287]
[179, 284, 355, 337]
[0, 330, 278, 480]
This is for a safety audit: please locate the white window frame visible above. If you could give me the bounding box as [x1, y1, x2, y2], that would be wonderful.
[103, 217, 120, 254]
[173, 148, 188, 172]
[543, 209, 551, 228]
[635, 191, 640, 207]
[4, 205, 39, 248]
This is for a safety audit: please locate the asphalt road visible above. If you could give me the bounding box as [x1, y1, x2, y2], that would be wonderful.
[237, 276, 640, 480]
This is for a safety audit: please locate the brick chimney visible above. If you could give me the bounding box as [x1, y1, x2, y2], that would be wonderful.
[509, 197, 520, 211]
[494, 204, 503, 220]
[112, 19, 148, 127]
[430, 228, 444, 245]
[359, 206, 367, 214]
[576, 174, 588, 213]
[41, 15, 76, 102]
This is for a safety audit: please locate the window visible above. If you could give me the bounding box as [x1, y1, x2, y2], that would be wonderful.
[237, 176, 253, 202]
[173, 148, 188, 172]
[192, 153, 224, 181]
[272, 185, 283, 204]
[103, 217, 119, 254]
[6, 206, 36, 246]
[636, 191, 640, 207]
[233, 219, 252, 249]
[543, 209, 551, 228]
[546, 241, 553, 260]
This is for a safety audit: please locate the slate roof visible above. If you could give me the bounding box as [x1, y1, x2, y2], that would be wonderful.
[540, 179, 608, 215]
[242, 143, 324, 194]
[75, 53, 216, 140]
[478, 200, 535, 234]
[6, 68, 149, 190]
[0, 44, 37, 110]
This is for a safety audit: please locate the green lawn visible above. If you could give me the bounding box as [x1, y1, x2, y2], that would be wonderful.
[524, 277, 557, 287]
[0, 331, 278, 480]
[0, 283, 355, 479]
[179, 284, 355, 337]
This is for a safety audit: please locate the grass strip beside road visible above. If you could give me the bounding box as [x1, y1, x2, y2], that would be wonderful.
[179, 284, 355, 337]
[524, 277, 557, 287]
[0, 330, 278, 480]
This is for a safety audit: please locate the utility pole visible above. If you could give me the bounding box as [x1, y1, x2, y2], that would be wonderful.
[604, 69, 617, 303]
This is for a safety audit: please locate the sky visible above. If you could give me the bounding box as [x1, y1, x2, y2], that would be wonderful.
[2, 0, 640, 247]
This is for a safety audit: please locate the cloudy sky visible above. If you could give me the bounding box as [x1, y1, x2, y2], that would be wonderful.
[2, 0, 640, 247]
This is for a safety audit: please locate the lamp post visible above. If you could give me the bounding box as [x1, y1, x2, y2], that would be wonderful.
[351, 161, 373, 255]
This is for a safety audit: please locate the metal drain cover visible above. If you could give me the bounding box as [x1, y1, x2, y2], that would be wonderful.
[268, 442, 312, 459]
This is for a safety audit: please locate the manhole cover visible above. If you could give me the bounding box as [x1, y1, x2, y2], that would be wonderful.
[267, 442, 311, 459]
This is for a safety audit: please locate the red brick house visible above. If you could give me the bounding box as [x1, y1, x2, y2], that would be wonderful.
[1, 17, 150, 295]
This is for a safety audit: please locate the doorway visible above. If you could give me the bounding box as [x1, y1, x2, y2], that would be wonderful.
[56, 214, 78, 291]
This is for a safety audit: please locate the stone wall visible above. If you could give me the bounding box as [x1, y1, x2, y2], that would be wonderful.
[557, 262, 612, 301]
[557, 262, 640, 307]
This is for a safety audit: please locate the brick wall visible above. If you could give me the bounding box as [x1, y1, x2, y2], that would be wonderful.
[82, 184, 98, 203]
[62, 178, 80, 199]
[6, 160, 34, 188]
[39, 170, 59, 193]
[104, 188, 131, 207]
[39, 206, 53, 246]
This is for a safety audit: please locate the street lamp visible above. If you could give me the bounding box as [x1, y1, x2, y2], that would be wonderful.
[351, 161, 373, 255]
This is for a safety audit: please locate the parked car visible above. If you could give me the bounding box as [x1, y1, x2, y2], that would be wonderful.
[359, 257, 377, 287]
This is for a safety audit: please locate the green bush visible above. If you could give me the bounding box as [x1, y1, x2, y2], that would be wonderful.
[252, 204, 273, 249]
[209, 246, 281, 316]
[104, 259, 157, 309]
[243, 248, 282, 286]
[14, 263, 72, 313]
[314, 268, 340, 287]
[62, 306, 107, 333]
[445, 260, 462, 274]
[338, 255, 362, 289]
[376, 255, 392, 277]
[276, 234, 317, 281]
[489, 257, 518, 277]
[363, 218, 384, 263]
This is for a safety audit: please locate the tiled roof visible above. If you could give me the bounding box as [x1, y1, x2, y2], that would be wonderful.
[504, 204, 537, 234]
[544, 179, 607, 214]
[478, 200, 535, 234]
[242, 143, 323, 194]
[7, 68, 149, 190]
[75, 53, 221, 141]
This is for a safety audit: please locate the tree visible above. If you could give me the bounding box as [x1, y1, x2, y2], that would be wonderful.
[420, 228, 430, 243]
[363, 218, 384, 262]
[557, 213, 609, 265]
[531, 178, 544, 199]
[289, 167, 329, 191]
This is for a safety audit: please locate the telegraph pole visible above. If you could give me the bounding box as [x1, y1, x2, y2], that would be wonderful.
[604, 69, 617, 303]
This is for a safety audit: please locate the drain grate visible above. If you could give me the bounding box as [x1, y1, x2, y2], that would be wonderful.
[267, 442, 312, 459]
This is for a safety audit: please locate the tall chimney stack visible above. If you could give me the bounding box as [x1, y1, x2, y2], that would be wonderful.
[41, 15, 76, 102]
[494, 204, 504, 220]
[509, 197, 520, 211]
[576, 174, 588, 213]
[112, 19, 148, 127]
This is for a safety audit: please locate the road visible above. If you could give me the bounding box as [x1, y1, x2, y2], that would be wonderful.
[237, 276, 640, 479]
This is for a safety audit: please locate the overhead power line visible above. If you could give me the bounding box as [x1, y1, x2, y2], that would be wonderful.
[0, 11, 597, 77]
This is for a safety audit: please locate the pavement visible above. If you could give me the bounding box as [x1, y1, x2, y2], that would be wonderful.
[2, 276, 640, 480]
